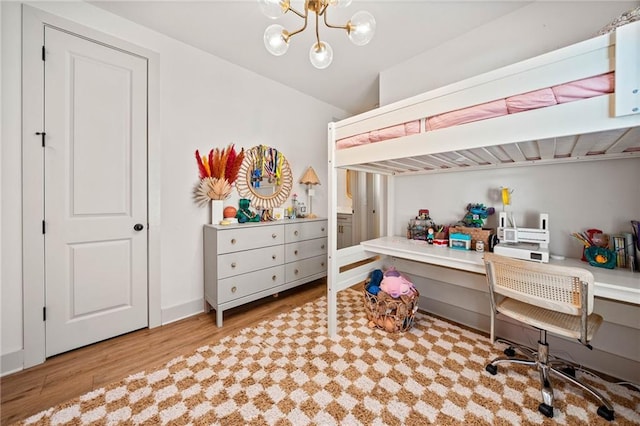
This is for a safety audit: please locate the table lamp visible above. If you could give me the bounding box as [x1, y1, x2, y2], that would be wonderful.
[300, 166, 321, 218]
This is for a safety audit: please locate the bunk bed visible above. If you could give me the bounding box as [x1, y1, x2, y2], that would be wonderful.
[326, 21, 640, 337]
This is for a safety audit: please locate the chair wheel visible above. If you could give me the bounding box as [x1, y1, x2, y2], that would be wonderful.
[561, 366, 575, 377]
[538, 403, 554, 418]
[597, 405, 614, 421]
[485, 364, 498, 375]
[504, 347, 516, 357]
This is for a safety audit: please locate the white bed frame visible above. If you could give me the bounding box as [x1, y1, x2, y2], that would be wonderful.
[326, 21, 640, 337]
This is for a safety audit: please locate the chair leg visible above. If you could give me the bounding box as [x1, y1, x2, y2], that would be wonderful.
[536, 338, 555, 417]
[486, 329, 616, 421]
[550, 367, 615, 421]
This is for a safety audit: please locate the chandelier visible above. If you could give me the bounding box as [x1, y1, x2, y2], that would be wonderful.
[259, 0, 376, 69]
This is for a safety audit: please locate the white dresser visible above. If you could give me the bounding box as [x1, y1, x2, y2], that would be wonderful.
[204, 218, 327, 326]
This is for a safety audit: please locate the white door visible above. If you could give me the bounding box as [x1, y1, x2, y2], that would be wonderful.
[44, 26, 148, 357]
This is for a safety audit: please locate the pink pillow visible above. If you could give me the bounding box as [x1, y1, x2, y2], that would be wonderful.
[336, 132, 371, 149]
[506, 88, 557, 114]
[552, 72, 615, 104]
[404, 120, 421, 135]
[426, 99, 508, 131]
[369, 120, 421, 142]
[369, 123, 408, 143]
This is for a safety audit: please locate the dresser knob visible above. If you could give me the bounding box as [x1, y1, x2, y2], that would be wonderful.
[294, 269, 299, 275]
[231, 262, 236, 268]
[321, 245, 325, 249]
[294, 230, 299, 236]
[231, 286, 237, 293]
[272, 233, 277, 239]
[294, 250, 298, 255]
[231, 238, 236, 244]
[272, 275, 277, 281]
[321, 227, 325, 232]
[272, 254, 276, 260]
[321, 262, 325, 267]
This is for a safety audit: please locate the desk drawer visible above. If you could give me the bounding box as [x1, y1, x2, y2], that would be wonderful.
[217, 245, 284, 279]
[217, 225, 284, 254]
[285, 220, 327, 243]
[285, 238, 327, 262]
[285, 255, 326, 282]
[217, 265, 285, 303]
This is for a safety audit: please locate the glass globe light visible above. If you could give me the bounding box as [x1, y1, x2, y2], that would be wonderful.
[330, 0, 353, 8]
[264, 24, 289, 56]
[347, 11, 376, 46]
[309, 41, 333, 69]
[258, 0, 289, 19]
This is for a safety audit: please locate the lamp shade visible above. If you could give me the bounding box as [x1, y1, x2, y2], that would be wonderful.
[300, 166, 321, 185]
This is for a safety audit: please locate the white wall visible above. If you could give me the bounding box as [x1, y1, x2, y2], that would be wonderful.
[392, 159, 640, 259]
[1, 1, 345, 373]
[380, 1, 639, 107]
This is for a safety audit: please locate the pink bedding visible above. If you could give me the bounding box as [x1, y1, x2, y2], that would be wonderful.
[336, 72, 615, 150]
[426, 99, 508, 131]
[335, 120, 420, 150]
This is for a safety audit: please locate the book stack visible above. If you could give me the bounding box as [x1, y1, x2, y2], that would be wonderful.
[610, 232, 636, 269]
[611, 234, 627, 268]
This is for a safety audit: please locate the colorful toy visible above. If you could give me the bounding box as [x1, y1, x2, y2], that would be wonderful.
[459, 203, 495, 228]
[236, 198, 260, 223]
[365, 269, 383, 295]
[380, 267, 415, 298]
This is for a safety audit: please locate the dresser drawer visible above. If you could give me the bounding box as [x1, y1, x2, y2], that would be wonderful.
[217, 245, 284, 279]
[285, 238, 327, 262]
[285, 220, 327, 243]
[285, 255, 327, 282]
[217, 265, 285, 303]
[217, 225, 284, 254]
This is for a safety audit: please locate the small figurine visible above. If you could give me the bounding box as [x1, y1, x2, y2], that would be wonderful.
[427, 227, 435, 244]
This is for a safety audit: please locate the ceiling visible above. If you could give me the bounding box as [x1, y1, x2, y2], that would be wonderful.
[90, 1, 534, 114]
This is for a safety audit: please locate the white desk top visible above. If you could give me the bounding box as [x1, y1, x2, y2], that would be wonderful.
[360, 236, 640, 305]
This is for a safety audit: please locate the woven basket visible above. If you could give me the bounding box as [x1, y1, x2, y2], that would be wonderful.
[363, 286, 420, 332]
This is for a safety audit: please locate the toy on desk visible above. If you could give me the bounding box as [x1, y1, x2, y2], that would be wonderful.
[501, 187, 514, 209]
[459, 203, 495, 228]
[449, 233, 472, 250]
[408, 209, 435, 240]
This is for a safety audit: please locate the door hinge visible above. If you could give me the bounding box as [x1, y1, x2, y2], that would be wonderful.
[42, 220, 46, 234]
[43, 306, 46, 321]
[36, 132, 46, 147]
[42, 45, 46, 61]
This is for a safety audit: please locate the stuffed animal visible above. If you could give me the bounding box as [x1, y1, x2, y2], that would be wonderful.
[236, 198, 260, 223]
[365, 269, 383, 295]
[459, 203, 495, 228]
[380, 267, 415, 298]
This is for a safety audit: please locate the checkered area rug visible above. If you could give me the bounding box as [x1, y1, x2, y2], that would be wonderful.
[16, 288, 640, 425]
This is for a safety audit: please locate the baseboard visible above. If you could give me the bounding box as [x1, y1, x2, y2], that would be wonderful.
[161, 298, 204, 325]
[1, 349, 24, 377]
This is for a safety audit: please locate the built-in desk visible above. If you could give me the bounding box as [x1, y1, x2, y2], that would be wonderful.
[361, 236, 640, 305]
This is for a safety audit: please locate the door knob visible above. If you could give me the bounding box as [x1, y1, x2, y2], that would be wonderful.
[134, 223, 144, 231]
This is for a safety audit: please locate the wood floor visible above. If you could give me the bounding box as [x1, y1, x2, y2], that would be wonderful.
[0, 279, 327, 425]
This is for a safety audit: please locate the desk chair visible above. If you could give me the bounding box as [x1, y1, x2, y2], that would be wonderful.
[482, 252, 614, 421]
